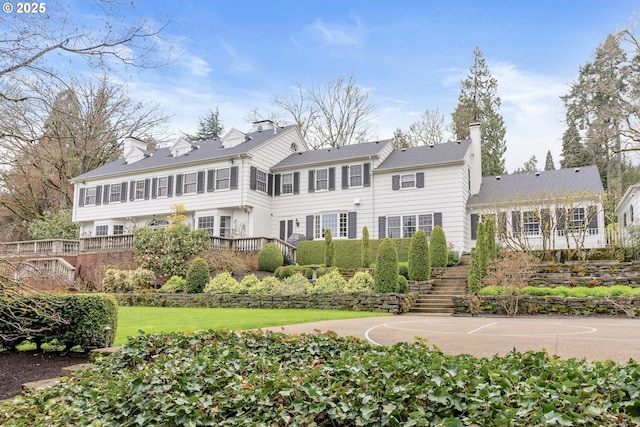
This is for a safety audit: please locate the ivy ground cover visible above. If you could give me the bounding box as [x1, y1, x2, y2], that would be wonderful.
[2, 330, 640, 426]
[115, 307, 387, 345]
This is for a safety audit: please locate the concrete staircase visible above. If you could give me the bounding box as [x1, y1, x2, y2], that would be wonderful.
[409, 254, 469, 315]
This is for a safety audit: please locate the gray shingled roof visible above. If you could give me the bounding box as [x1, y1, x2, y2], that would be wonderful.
[271, 139, 393, 171]
[375, 140, 471, 171]
[74, 125, 298, 180]
[467, 165, 604, 207]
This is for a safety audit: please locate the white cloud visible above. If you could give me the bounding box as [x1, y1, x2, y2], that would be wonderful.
[303, 17, 365, 47]
[184, 55, 212, 77]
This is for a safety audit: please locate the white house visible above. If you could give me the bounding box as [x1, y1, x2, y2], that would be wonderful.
[615, 182, 640, 245]
[72, 120, 606, 253]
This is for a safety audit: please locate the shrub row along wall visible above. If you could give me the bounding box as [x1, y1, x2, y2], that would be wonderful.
[297, 238, 412, 269]
[530, 261, 640, 288]
[114, 292, 416, 314]
[0, 294, 118, 351]
[453, 295, 640, 317]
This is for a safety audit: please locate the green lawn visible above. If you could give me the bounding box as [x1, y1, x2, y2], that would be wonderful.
[115, 307, 388, 345]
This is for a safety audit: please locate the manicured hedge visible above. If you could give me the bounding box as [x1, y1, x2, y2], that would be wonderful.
[0, 294, 118, 351]
[298, 238, 412, 268]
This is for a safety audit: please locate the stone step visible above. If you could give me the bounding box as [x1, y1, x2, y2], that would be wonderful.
[22, 377, 61, 393]
[60, 363, 96, 377]
[409, 307, 454, 314]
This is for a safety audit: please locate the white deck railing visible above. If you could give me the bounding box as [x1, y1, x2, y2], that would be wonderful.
[17, 257, 76, 284]
[0, 234, 296, 262]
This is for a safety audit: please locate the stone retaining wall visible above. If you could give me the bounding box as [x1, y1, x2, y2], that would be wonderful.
[530, 261, 640, 288]
[453, 295, 640, 317]
[115, 292, 416, 314]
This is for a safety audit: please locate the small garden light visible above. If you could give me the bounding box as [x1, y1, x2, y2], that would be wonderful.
[103, 325, 112, 348]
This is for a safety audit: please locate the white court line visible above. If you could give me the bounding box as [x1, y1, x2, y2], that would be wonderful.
[364, 323, 387, 346]
[467, 322, 498, 335]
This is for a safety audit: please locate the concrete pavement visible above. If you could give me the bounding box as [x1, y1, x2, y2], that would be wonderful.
[266, 314, 640, 362]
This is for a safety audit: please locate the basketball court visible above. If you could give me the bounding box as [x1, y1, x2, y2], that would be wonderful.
[272, 315, 640, 362]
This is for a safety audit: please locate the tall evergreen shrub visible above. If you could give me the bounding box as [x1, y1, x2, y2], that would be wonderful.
[324, 228, 336, 267]
[186, 257, 210, 293]
[408, 229, 430, 281]
[485, 218, 497, 261]
[375, 238, 399, 292]
[361, 226, 371, 268]
[429, 225, 448, 268]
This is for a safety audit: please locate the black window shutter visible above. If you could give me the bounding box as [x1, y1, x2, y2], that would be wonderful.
[293, 172, 300, 194]
[416, 172, 425, 188]
[342, 165, 349, 189]
[129, 180, 135, 201]
[103, 185, 110, 205]
[175, 174, 183, 196]
[167, 175, 174, 197]
[95, 185, 102, 205]
[392, 175, 400, 190]
[268, 173, 273, 196]
[279, 221, 286, 241]
[120, 182, 128, 203]
[306, 215, 314, 240]
[144, 178, 150, 199]
[348, 211, 357, 239]
[78, 188, 85, 207]
[250, 166, 257, 191]
[151, 178, 158, 199]
[230, 166, 239, 189]
[588, 206, 598, 230]
[274, 174, 281, 196]
[471, 213, 479, 240]
[308, 170, 315, 192]
[378, 216, 386, 239]
[328, 167, 335, 190]
[206, 170, 215, 192]
[512, 211, 521, 234]
[363, 162, 371, 187]
[197, 171, 205, 193]
[434, 212, 442, 227]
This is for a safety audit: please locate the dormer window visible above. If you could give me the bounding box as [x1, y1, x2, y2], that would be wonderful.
[169, 138, 197, 157]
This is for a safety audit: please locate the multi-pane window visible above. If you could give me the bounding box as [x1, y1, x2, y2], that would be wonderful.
[113, 225, 125, 235]
[135, 180, 145, 200]
[216, 168, 230, 190]
[95, 225, 108, 236]
[256, 170, 267, 193]
[282, 173, 293, 194]
[387, 216, 401, 238]
[85, 187, 96, 205]
[523, 211, 540, 236]
[157, 177, 168, 197]
[316, 169, 328, 190]
[313, 213, 348, 239]
[109, 185, 121, 203]
[198, 216, 215, 235]
[418, 214, 433, 236]
[403, 215, 417, 237]
[401, 174, 415, 188]
[349, 165, 363, 187]
[184, 173, 197, 194]
[570, 208, 585, 230]
[220, 215, 231, 237]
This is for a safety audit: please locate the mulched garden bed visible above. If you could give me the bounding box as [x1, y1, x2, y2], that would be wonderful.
[0, 351, 89, 400]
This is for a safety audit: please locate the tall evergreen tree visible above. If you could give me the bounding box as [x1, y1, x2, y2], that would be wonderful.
[184, 108, 225, 141]
[451, 47, 507, 176]
[544, 150, 556, 171]
[514, 155, 538, 173]
[560, 116, 591, 169]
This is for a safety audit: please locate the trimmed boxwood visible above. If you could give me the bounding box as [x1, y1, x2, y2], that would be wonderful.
[0, 294, 118, 351]
[429, 225, 448, 268]
[258, 243, 284, 272]
[186, 257, 210, 294]
[298, 238, 412, 269]
[375, 238, 399, 292]
[408, 229, 430, 281]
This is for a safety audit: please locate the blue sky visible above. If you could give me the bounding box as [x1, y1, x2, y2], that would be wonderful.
[68, 1, 639, 172]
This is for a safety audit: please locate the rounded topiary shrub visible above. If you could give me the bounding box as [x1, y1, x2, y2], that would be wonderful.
[429, 225, 448, 268]
[375, 238, 399, 292]
[397, 275, 408, 293]
[408, 229, 430, 281]
[185, 257, 210, 294]
[309, 270, 346, 294]
[258, 243, 284, 272]
[346, 271, 375, 293]
[274, 265, 294, 279]
[204, 272, 240, 294]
